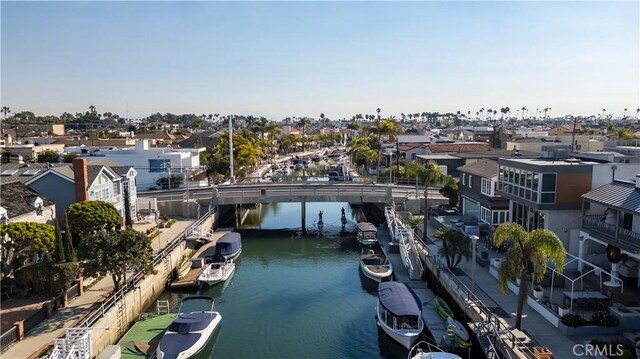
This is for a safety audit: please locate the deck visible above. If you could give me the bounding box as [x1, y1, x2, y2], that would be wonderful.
[169, 230, 231, 289]
[118, 313, 174, 359]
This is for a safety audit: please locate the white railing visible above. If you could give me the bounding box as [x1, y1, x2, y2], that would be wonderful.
[384, 206, 423, 280]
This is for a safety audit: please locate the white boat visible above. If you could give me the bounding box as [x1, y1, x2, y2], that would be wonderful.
[377, 282, 424, 349]
[360, 245, 392, 282]
[446, 317, 471, 348]
[156, 296, 221, 359]
[198, 260, 235, 286]
[357, 222, 379, 245]
[408, 341, 462, 359]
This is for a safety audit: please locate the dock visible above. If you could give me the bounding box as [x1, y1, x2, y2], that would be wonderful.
[118, 313, 174, 359]
[378, 228, 452, 350]
[170, 230, 231, 289]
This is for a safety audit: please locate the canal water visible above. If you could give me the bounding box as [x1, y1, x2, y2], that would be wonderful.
[150, 202, 414, 359]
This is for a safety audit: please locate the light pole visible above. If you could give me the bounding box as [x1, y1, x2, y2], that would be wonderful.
[470, 235, 479, 292]
[229, 117, 235, 183]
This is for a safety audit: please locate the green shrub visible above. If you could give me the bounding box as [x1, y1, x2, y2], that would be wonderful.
[148, 230, 161, 240]
[561, 313, 587, 327]
[15, 262, 80, 295]
[591, 311, 619, 327]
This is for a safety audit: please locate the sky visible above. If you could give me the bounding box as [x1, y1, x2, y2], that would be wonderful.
[1, 1, 639, 120]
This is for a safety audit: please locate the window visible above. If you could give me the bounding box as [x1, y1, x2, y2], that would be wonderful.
[492, 210, 509, 225]
[498, 165, 556, 204]
[462, 173, 466, 186]
[149, 159, 170, 173]
[468, 175, 473, 188]
[481, 178, 493, 196]
[480, 207, 491, 223]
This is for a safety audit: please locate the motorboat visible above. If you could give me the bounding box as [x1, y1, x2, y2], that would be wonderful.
[156, 296, 221, 359]
[215, 232, 242, 261]
[357, 222, 379, 245]
[408, 341, 462, 359]
[293, 159, 304, 170]
[433, 296, 453, 320]
[360, 245, 393, 282]
[446, 317, 471, 348]
[376, 281, 424, 349]
[198, 259, 235, 286]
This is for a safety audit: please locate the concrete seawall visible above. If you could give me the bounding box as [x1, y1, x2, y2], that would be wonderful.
[88, 213, 216, 356]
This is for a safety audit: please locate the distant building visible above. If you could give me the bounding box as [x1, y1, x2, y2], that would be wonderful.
[548, 124, 582, 136]
[1, 124, 65, 137]
[83, 139, 204, 190]
[1, 143, 65, 163]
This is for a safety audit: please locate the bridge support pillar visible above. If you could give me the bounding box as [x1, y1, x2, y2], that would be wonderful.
[301, 201, 306, 234]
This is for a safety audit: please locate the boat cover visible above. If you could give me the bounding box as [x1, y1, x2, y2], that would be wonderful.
[357, 222, 377, 233]
[378, 282, 421, 316]
[215, 232, 242, 256]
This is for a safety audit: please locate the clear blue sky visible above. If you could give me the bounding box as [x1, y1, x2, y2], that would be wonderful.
[2, 1, 639, 120]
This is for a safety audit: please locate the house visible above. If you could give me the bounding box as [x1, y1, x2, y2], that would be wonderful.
[0, 181, 56, 225]
[579, 178, 640, 285]
[25, 158, 137, 222]
[0, 143, 65, 163]
[548, 124, 582, 136]
[83, 140, 204, 190]
[0, 163, 68, 184]
[1, 124, 65, 137]
[458, 160, 509, 227]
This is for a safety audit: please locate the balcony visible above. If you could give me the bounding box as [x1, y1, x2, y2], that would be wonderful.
[104, 195, 123, 204]
[582, 214, 640, 253]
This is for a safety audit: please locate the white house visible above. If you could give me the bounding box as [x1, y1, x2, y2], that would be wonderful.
[84, 140, 205, 190]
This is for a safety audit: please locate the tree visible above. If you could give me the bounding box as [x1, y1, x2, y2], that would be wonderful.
[1, 222, 56, 277]
[405, 161, 447, 239]
[439, 177, 459, 207]
[36, 149, 61, 163]
[124, 186, 133, 228]
[63, 153, 79, 163]
[78, 229, 155, 290]
[54, 221, 66, 262]
[66, 201, 121, 243]
[63, 212, 75, 261]
[492, 223, 566, 330]
[434, 228, 471, 270]
[1, 106, 10, 120]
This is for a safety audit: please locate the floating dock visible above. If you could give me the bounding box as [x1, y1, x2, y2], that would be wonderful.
[378, 228, 467, 355]
[169, 230, 231, 289]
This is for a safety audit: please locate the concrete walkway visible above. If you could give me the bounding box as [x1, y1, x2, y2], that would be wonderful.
[423, 222, 581, 359]
[1, 219, 194, 359]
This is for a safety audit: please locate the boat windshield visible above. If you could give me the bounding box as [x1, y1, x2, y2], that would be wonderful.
[395, 315, 420, 330]
[178, 297, 215, 313]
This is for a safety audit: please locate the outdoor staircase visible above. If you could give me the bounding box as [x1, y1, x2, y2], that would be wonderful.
[156, 300, 171, 315]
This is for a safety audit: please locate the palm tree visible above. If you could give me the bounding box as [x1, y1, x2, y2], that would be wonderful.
[636, 108, 640, 119]
[376, 108, 381, 121]
[623, 108, 628, 119]
[298, 117, 311, 150]
[521, 107, 526, 120]
[434, 228, 471, 270]
[1, 106, 10, 120]
[492, 223, 566, 330]
[602, 109, 606, 119]
[405, 161, 447, 238]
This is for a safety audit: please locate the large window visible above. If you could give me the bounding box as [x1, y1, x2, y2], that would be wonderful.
[498, 165, 556, 204]
[468, 175, 473, 188]
[481, 178, 493, 196]
[511, 202, 545, 231]
[149, 159, 170, 173]
[492, 210, 509, 225]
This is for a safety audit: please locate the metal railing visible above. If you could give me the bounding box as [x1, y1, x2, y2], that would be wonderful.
[428, 255, 538, 359]
[384, 206, 423, 280]
[0, 327, 18, 352]
[582, 215, 640, 252]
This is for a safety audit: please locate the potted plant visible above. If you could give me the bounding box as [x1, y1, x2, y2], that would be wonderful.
[558, 305, 570, 317]
[533, 284, 544, 300]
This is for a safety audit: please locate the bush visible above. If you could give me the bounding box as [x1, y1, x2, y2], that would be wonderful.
[561, 313, 587, 327]
[591, 311, 619, 327]
[148, 230, 161, 240]
[15, 262, 80, 295]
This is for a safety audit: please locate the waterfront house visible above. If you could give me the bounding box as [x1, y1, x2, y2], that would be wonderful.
[25, 158, 137, 222]
[458, 160, 509, 228]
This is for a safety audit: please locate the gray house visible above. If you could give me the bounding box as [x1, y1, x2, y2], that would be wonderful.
[458, 160, 510, 227]
[25, 159, 137, 221]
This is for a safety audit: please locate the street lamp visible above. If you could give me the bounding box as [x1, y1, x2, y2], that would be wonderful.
[470, 235, 479, 292]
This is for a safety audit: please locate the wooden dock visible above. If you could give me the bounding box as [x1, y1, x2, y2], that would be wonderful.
[170, 230, 231, 289]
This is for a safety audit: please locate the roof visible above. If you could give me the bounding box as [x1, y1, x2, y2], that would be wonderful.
[453, 150, 539, 159]
[50, 164, 125, 184]
[427, 143, 490, 154]
[457, 160, 498, 178]
[0, 163, 67, 183]
[217, 232, 242, 245]
[399, 143, 428, 152]
[0, 181, 55, 218]
[378, 282, 421, 316]
[396, 135, 431, 144]
[357, 222, 377, 232]
[583, 181, 640, 213]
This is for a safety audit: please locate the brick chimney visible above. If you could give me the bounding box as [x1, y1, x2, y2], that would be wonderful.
[73, 158, 89, 202]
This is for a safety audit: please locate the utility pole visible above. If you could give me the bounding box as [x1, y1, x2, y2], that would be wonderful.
[229, 117, 235, 183]
[570, 115, 578, 154]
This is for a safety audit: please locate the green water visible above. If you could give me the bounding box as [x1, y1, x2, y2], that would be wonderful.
[151, 202, 413, 359]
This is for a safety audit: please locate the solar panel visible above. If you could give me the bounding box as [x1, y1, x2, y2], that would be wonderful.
[21, 169, 40, 176]
[0, 169, 18, 176]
